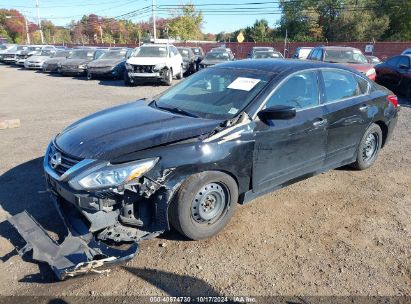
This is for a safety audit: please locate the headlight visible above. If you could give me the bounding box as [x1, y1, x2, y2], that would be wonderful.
[78, 64, 87, 69]
[366, 68, 376, 76]
[153, 63, 166, 72]
[70, 158, 159, 190]
[125, 62, 133, 70]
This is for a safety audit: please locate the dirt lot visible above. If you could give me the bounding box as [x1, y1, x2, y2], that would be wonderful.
[0, 64, 410, 298]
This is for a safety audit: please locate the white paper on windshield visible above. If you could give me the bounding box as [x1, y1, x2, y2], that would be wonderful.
[159, 47, 166, 51]
[227, 77, 260, 91]
[228, 107, 238, 114]
[87, 52, 94, 56]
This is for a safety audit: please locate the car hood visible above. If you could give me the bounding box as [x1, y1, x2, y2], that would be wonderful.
[27, 55, 49, 62]
[127, 57, 168, 65]
[201, 59, 229, 66]
[55, 101, 220, 160]
[339, 63, 374, 73]
[44, 57, 65, 64]
[61, 58, 91, 66]
[87, 58, 124, 68]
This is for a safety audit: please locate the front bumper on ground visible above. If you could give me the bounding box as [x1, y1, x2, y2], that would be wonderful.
[9, 209, 139, 280]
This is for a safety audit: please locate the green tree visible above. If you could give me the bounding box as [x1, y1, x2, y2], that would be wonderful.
[167, 3, 203, 41]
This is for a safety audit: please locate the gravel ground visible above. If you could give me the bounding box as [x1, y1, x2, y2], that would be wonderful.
[0, 64, 410, 298]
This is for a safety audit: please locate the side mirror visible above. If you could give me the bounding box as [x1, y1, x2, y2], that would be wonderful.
[257, 105, 296, 123]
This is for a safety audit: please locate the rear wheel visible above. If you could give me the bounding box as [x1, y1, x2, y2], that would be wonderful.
[169, 171, 238, 240]
[350, 123, 383, 170]
[87, 71, 92, 80]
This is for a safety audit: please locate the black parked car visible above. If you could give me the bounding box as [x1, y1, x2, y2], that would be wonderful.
[375, 55, 411, 98]
[177, 47, 196, 75]
[199, 51, 233, 68]
[59, 48, 106, 76]
[42, 49, 72, 73]
[9, 60, 398, 279]
[191, 46, 205, 70]
[86, 48, 132, 80]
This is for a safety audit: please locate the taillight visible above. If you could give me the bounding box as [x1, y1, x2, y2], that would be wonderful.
[387, 95, 398, 108]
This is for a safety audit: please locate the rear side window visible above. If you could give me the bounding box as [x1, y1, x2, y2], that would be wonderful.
[266, 71, 319, 110]
[322, 70, 364, 102]
[397, 56, 410, 68]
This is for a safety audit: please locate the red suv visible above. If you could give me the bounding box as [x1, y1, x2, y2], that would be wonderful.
[307, 46, 376, 81]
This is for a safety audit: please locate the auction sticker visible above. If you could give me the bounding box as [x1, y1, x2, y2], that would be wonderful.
[227, 77, 260, 91]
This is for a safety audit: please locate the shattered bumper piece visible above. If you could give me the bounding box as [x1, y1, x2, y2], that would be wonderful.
[8, 211, 139, 280]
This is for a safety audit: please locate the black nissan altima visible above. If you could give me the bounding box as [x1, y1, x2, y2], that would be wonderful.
[9, 59, 399, 279]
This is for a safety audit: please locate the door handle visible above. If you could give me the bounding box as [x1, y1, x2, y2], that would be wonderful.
[359, 105, 369, 112]
[313, 118, 327, 127]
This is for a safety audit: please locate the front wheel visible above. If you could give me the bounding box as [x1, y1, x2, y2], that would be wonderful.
[163, 68, 173, 86]
[350, 123, 383, 170]
[168, 171, 238, 240]
[87, 71, 92, 80]
[176, 65, 183, 79]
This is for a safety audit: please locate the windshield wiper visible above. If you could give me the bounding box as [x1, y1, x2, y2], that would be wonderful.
[154, 101, 199, 118]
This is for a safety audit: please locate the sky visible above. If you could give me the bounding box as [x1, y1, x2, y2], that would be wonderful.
[0, 0, 282, 34]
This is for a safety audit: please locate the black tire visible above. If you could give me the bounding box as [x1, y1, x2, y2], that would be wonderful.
[164, 68, 173, 86]
[87, 71, 92, 80]
[406, 82, 411, 99]
[168, 171, 238, 240]
[176, 65, 183, 80]
[123, 70, 134, 86]
[350, 123, 383, 170]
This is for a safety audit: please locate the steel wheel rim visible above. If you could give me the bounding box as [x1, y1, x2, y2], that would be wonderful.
[362, 132, 378, 162]
[191, 182, 229, 224]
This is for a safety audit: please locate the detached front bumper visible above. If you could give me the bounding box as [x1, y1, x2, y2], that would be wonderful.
[9, 209, 139, 280]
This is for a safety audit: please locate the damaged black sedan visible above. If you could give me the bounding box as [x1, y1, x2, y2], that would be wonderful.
[10, 60, 398, 279]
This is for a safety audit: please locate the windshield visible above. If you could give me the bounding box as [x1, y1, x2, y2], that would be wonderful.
[204, 52, 230, 61]
[178, 49, 191, 58]
[253, 51, 282, 59]
[192, 48, 202, 54]
[28, 47, 42, 52]
[40, 50, 53, 56]
[0, 45, 7, 50]
[16, 46, 27, 51]
[134, 46, 167, 58]
[324, 49, 368, 64]
[155, 67, 272, 120]
[100, 50, 126, 59]
[68, 50, 95, 59]
[53, 50, 69, 58]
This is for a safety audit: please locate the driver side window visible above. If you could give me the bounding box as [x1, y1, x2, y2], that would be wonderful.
[266, 71, 319, 110]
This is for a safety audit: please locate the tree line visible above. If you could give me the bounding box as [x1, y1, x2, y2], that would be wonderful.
[1, 1, 410, 45]
[217, 0, 411, 43]
[0, 5, 211, 45]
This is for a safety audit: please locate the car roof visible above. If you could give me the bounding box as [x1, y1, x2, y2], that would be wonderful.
[214, 59, 364, 75]
[317, 46, 361, 51]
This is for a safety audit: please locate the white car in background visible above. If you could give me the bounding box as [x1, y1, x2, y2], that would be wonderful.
[0, 44, 16, 61]
[24, 48, 58, 69]
[401, 48, 411, 55]
[124, 44, 183, 86]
